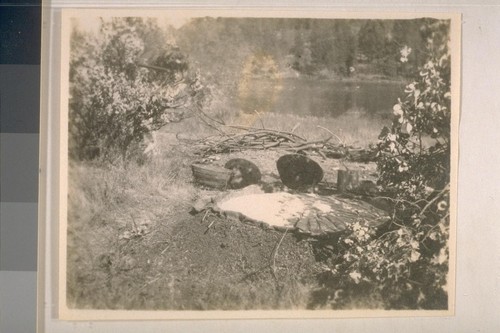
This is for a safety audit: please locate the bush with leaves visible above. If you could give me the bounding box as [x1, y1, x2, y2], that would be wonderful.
[377, 26, 451, 199]
[69, 18, 207, 161]
[315, 20, 452, 310]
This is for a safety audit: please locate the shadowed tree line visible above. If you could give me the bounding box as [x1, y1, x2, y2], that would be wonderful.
[175, 17, 443, 82]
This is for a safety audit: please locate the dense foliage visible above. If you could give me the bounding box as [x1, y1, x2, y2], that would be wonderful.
[69, 18, 206, 161]
[377, 19, 451, 199]
[315, 20, 452, 310]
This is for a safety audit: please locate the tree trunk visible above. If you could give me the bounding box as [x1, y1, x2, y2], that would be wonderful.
[337, 169, 361, 193]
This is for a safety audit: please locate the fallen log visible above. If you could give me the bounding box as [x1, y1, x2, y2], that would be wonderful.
[191, 163, 231, 189]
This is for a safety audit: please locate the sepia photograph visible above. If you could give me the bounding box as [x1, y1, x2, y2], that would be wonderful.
[58, 9, 459, 319]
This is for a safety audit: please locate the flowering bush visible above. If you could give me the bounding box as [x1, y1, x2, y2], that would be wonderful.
[316, 20, 452, 310]
[69, 18, 207, 161]
[320, 198, 449, 309]
[377, 20, 451, 199]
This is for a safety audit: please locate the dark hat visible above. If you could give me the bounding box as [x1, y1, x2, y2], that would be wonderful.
[277, 154, 323, 191]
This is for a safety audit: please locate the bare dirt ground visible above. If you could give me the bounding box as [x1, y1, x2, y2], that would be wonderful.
[67, 126, 379, 311]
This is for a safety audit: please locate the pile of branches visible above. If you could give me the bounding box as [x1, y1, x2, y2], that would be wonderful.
[194, 123, 376, 162]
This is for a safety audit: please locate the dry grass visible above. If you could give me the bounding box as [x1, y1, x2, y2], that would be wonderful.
[206, 108, 386, 148]
[66, 144, 199, 308]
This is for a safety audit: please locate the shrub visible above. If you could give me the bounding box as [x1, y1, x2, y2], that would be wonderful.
[316, 20, 452, 310]
[69, 18, 207, 161]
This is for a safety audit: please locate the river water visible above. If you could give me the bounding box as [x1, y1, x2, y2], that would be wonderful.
[238, 77, 405, 119]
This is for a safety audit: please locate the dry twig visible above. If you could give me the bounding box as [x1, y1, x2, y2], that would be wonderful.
[270, 228, 289, 280]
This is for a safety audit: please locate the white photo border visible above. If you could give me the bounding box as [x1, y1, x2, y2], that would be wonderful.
[39, 2, 465, 328]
